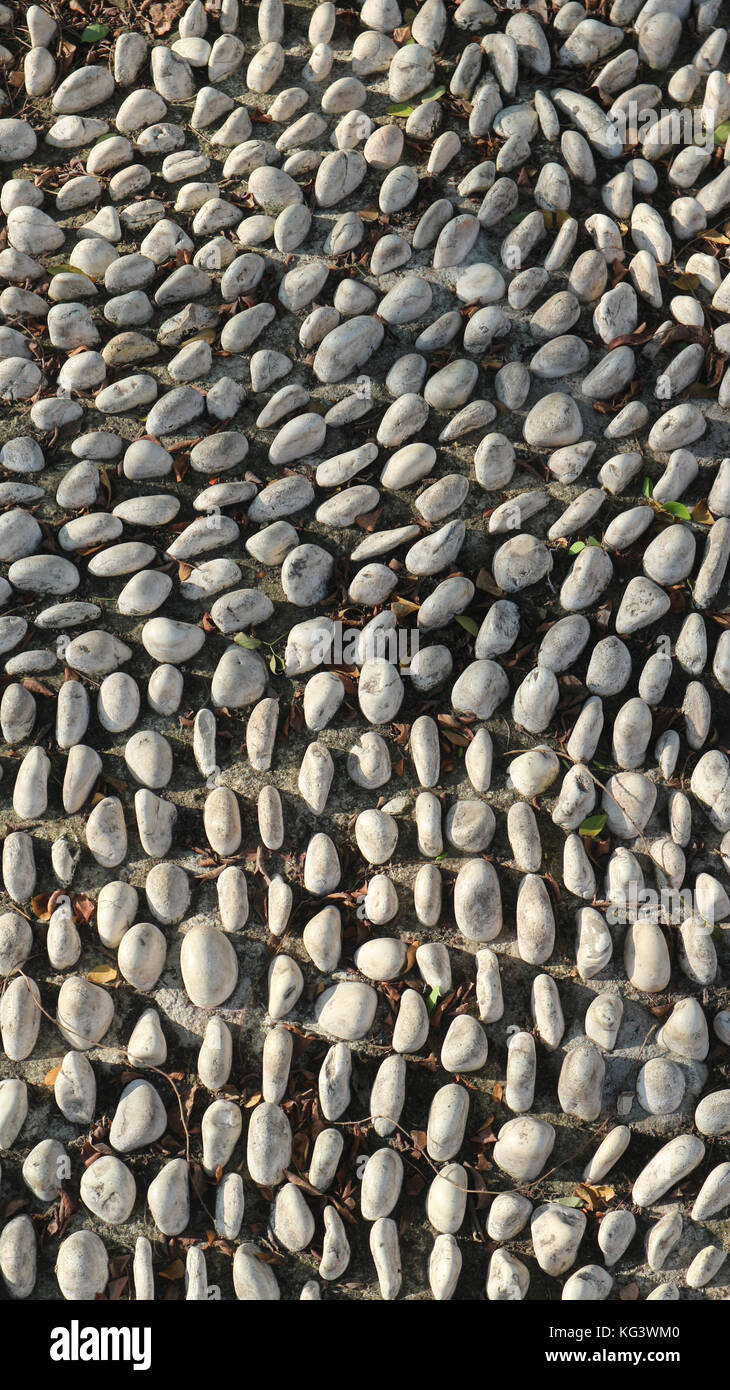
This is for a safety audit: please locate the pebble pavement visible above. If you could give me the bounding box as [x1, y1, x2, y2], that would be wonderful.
[0, 0, 728, 1302]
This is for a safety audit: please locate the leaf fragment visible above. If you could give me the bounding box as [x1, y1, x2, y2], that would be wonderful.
[419, 84, 446, 103]
[426, 985, 442, 1014]
[390, 597, 420, 617]
[81, 22, 110, 41]
[579, 813, 608, 837]
[660, 500, 691, 519]
[86, 966, 118, 985]
[46, 264, 93, 280]
[574, 1181, 615, 1210]
[671, 272, 700, 292]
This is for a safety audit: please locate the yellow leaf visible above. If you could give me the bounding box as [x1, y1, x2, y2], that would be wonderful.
[44, 1065, 61, 1087]
[671, 272, 700, 291]
[159, 1259, 185, 1280]
[573, 1181, 615, 1209]
[403, 941, 418, 973]
[358, 208, 380, 222]
[86, 966, 117, 985]
[244, 1092, 262, 1109]
[475, 569, 503, 596]
[181, 327, 216, 345]
[692, 499, 714, 525]
[390, 597, 420, 617]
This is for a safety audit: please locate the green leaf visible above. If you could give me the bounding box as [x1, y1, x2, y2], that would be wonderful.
[81, 22, 109, 41]
[419, 84, 446, 103]
[385, 82, 446, 117]
[660, 501, 691, 519]
[715, 121, 730, 145]
[426, 986, 442, 1015]
[269, 653, 284, 673]
[642, 476, 654, 498]
[592, 758, 609, 771]
[587, 536, 602, 547]
[456, 615, 479, 635]
[568, 540, 586, 554]
[579, 813, 608, 838]
[233, 633, 261, 649]
[46, 263, 92, 279]
[557, 1196, 585, 1208]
